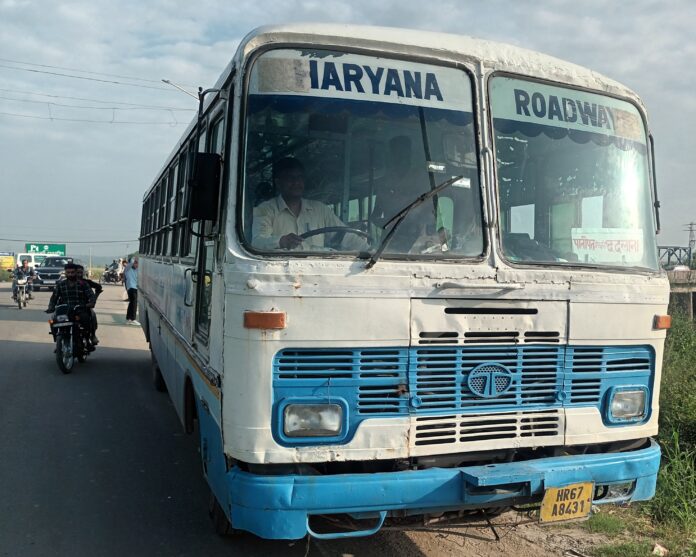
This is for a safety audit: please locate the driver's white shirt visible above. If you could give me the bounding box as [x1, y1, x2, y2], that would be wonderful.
[252, 195, 356, 251]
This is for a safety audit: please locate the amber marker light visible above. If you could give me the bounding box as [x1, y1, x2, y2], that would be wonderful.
[244, 311, 287, 330]
[653, 315, 672, 330]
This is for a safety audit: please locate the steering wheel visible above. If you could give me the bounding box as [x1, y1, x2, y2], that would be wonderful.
[299, 226, 369, 241]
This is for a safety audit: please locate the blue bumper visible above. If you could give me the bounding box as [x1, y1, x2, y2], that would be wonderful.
[224, 441, 661, 540]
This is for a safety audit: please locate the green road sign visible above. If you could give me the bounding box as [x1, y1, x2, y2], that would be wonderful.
[25, 243, 66, 256]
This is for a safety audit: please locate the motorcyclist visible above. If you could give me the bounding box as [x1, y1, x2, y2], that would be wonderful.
[76, 265, 102, 345]
[12, 259, 35, 301]
[103, 260, 119, 283]
[46, 263, 96, 347]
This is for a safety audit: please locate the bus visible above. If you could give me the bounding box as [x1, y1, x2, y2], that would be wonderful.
[138, 24, 669, 540]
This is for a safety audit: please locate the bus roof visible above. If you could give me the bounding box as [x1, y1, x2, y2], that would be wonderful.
[235, 24, 638, 100]
[145, 24, 645, 200]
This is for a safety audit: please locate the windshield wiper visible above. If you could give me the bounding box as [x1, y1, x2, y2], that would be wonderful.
[365, 174, 464, 269]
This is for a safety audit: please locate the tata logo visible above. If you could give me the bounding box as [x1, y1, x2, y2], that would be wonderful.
[467, 364, 514, 398]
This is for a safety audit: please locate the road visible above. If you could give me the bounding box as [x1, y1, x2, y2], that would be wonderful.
[0, 284, 582, 557]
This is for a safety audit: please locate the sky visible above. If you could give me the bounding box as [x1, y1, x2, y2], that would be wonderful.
[0, 0, 694, 258]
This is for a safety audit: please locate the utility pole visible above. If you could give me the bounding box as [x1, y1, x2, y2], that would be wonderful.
[685, 222, 696, 268]
[686, 222, 696, 252]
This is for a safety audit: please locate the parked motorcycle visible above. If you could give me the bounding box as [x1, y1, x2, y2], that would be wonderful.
[48, 304, 94, 373]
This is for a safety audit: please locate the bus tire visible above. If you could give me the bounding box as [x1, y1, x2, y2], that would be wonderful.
[151, 353, 166, 392]
[208, 490, 237, 536]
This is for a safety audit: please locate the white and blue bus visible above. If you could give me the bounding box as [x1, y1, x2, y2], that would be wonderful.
[138, 24, 670, 540]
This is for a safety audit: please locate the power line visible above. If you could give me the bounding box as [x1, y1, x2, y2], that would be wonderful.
[0, 57, 197, 87]
[1, 225, 141, 233]
[0, 63, 181, 91]
[0, 237, 138, 244]
[0, 110, 187, 125]
[0, 94, 196, 112]
[0, 87, 196, 109]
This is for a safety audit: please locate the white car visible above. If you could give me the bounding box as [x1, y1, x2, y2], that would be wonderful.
[15, 253, 46, 269]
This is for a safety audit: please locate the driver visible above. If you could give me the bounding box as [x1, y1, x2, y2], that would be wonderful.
[251, 157, 366, 251]
[46, 263, 96, 341]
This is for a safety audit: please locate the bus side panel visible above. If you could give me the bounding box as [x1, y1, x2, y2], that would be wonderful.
[141, 259, 194, 428]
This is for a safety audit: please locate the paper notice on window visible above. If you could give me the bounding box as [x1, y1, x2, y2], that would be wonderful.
[571, 228, 644, 264]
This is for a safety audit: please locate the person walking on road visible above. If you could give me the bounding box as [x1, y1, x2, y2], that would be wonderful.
[124, 257, 139, 325]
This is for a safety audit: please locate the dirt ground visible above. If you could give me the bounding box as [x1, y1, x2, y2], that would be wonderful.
[297, 511, 611, 557]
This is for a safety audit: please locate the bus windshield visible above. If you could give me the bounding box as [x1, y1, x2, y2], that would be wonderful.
[241, 49, 483, 259]
[490, 76, 659, 270]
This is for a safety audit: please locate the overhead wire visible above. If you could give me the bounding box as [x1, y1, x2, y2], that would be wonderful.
[0, 110, 187, 125]
[0, 63, 182, 91]
[0, 57, 197, 87]
[0, 238, 138, 244]
[0, 94, 196, 112]
[0, 87, 197, 109]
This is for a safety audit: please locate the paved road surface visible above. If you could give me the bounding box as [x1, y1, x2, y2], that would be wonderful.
[0, 283, 571, 557]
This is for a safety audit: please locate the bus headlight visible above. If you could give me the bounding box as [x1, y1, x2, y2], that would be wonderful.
[283, 404, 343, 437]
[609, 388, 647, 422]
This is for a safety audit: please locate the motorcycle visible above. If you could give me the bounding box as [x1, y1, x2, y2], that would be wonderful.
[100, 266, 120, 284]
[49, 304, 94, 374]
[14, 277, 30, 309]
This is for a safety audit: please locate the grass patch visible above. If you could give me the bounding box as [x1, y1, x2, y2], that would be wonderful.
[659, 314, 696, 449]
[583, 512, 626, 535]
[648, 434, 696, 531]
[589, 314, 696, 556]
[592, 541, 654, 557]
[643, 313, 696, 545]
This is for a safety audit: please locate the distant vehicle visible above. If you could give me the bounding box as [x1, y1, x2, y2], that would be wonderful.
[0, 254, 14, 271]
[34, 256, 82, 291]
[14, 277, 30, 309]
[99, 261, 121, 284]
[14, 253, 46, 269]
[672, 265, 690, 272]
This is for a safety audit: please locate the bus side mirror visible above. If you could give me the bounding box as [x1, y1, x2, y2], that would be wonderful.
[188, 152, 221, 222]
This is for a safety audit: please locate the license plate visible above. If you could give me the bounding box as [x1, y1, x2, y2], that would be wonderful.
[52, 323, 72, 328]
[539, 482, 593, 523]
[44, 280, 55, 284]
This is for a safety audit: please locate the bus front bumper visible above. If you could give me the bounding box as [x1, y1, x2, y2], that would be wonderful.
[226, 440, 661, 540]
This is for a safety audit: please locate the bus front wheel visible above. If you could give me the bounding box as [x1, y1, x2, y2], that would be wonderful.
[208, 490, 239, 537]
[152, 361, 166, 392]
[151, 350, 167, 392]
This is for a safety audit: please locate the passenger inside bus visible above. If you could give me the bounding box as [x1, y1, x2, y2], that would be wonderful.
[370, 135, 434, 252]
[251, 157, 368, 251]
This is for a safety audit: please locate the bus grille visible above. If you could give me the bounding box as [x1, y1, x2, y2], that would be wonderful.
[273, 345, 653, 417]
[413, 409, 562, 446]
[412, 346, 562, 411]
